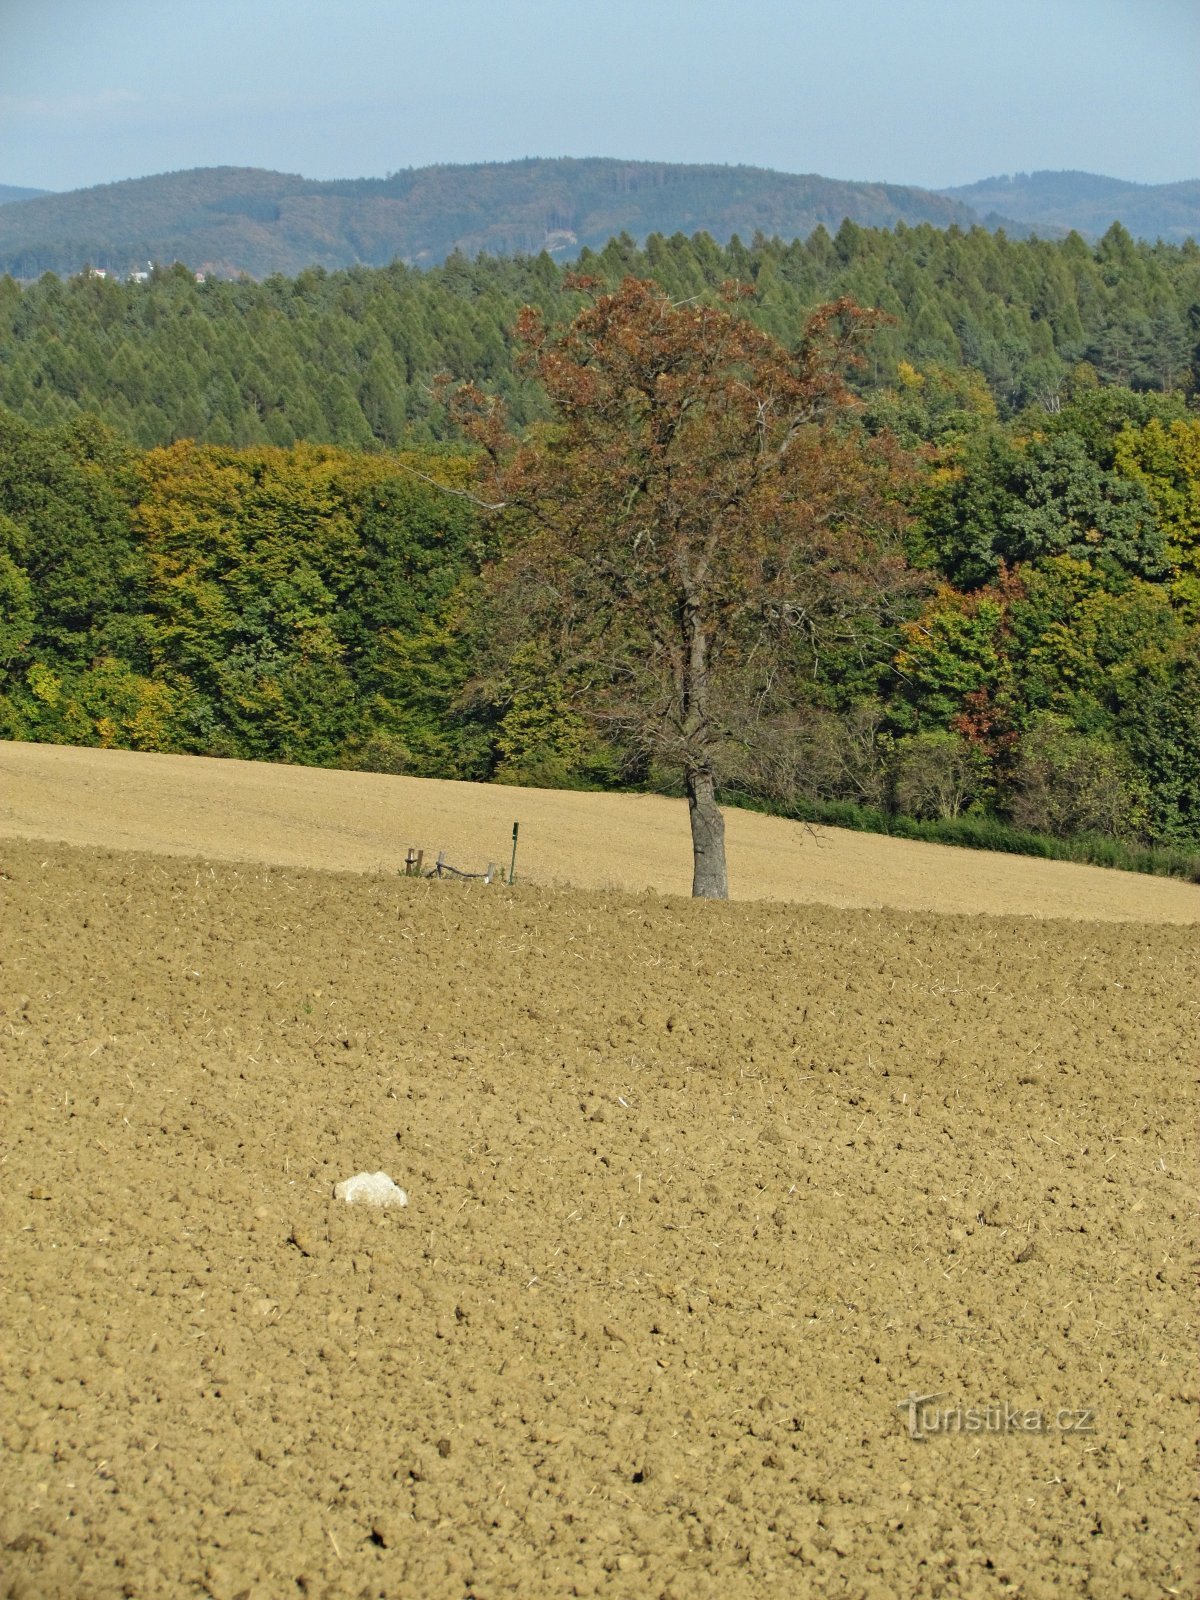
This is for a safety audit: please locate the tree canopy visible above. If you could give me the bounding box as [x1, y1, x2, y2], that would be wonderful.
[1, 222, 1196, 451]
[449, 277, 923, 895]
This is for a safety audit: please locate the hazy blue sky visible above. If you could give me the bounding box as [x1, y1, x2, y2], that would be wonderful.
[3, 0, 1197, 194]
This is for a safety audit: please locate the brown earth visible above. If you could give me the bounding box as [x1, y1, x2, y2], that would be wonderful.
[2, 741, 1198, 923]
[0, 746, 1198, 1599]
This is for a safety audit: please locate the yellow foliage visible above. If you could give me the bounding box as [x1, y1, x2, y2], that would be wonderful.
[28, 662, 60, 706]
[1114, 418, 1200, 617]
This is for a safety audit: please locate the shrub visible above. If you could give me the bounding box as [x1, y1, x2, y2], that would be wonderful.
[891, 729, 991, 820]
[1006, 714, 1142, 838]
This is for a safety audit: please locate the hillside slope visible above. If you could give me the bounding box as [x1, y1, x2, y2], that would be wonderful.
[0, 184, 52, 206]
[0, 159, 985, 278]
[1, 742, 1195, 922]
[940, 170, 1200, 244]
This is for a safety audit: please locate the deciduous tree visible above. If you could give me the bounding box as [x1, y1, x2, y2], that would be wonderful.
[450, 276, 921, 897]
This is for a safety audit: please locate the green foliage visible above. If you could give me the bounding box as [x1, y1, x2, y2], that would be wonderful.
[0, 416, 495, 769]
[2, 221, 1198, 454]
[0, 410, 145, 667]
[1112, 416, 1200, 617]
[893, 584, 1014, 727]
[861, 361, 998, 450]
[890, 729, 992, 820]
[488, 643, 619, 790]
[0, 215, 1197, 868]
[1008, 557, 1187, 729]
[1000, 432, 1163, 580]
[1005, 714, 1144, 838]
[732, 791, 1200, 881]
[363, 604, 494, 780]
[0, 538, 35, 664]
[1118, 631, 1200, 847]
[918, 411, 1169, 590]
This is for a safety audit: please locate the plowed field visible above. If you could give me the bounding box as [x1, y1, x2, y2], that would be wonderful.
[1, 743, 1196, 1599]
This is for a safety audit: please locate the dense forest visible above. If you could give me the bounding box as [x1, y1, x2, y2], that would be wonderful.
[1, 319, 1197, 869]
[1, 222, 1197, 458]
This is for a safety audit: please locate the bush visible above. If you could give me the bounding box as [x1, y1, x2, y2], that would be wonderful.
[336, 731, 413, 775]
[1006, 715, 1141, 838]
[891, 729, 991, 820]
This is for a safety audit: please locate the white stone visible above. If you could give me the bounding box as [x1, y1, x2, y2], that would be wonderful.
[334, 1171, 408, 1208]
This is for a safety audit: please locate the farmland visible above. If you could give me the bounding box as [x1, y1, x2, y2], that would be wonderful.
[1, 744, 1196, 1598]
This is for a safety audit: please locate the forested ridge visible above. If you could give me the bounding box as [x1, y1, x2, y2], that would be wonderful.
[1, 224, 1198, 872]
[2, 222, 1197, 454]
[2, 160, 1196, 283]
[939, 170, 1200, 247]
[0, 185, 50, 207]
[0, 159, 986, 280]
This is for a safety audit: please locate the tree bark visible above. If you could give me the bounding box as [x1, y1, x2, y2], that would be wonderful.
[686, 767, 728, 899]
[679, 590, 727, 899]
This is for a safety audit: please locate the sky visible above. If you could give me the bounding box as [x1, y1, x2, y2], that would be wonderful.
[2, 0, 1197, 195]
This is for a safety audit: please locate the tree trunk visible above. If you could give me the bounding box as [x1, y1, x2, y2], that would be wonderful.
[686, 767, 728, 899]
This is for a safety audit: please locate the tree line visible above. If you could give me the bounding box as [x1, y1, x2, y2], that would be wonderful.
[1, 220, 1197, 454]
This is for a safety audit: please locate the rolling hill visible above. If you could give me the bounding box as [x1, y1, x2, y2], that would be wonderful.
[0, 184, 52, 206]
[2, 741, 1195, 922]
[0, 158, 992, 279]
[939, 169, 1200, 245]
[2, 162, 1195, 284]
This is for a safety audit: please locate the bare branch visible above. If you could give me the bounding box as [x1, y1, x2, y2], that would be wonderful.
[401, 465, 508, 512]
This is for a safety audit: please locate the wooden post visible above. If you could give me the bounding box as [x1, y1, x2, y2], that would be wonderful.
[435, 850, 446, 879]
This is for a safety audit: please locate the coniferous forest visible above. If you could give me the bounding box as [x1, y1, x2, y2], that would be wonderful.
[1, 222, 1198, 873]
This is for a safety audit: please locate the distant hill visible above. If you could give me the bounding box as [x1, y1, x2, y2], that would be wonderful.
[0, 159, 985, 279]
[940, 171, 1200, 245]
[1, 161, 1194, 282]
[0, 184, 53, 206]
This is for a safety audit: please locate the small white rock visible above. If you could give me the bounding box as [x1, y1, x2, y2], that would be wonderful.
[334, 1171, 408, 1208]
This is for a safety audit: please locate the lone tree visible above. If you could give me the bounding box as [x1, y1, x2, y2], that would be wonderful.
[450, 276, 921, 898]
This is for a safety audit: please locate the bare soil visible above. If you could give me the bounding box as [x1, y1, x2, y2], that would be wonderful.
[3, 741, 1198, 923]
[1, 745, 1197, 1599]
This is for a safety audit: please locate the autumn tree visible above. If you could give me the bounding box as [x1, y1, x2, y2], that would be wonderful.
[450, 276, 921, 898]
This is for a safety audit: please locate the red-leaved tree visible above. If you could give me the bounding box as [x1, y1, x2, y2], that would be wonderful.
[450, 276, 922, 898]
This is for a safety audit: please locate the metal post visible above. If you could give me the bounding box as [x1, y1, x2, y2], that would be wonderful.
[509, 821, 519, 885]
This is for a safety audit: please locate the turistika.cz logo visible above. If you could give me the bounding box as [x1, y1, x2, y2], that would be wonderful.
[897, 1392, 1097, 1440]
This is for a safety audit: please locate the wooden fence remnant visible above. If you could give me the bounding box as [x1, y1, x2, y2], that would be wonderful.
[403, 847, 502, 884]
